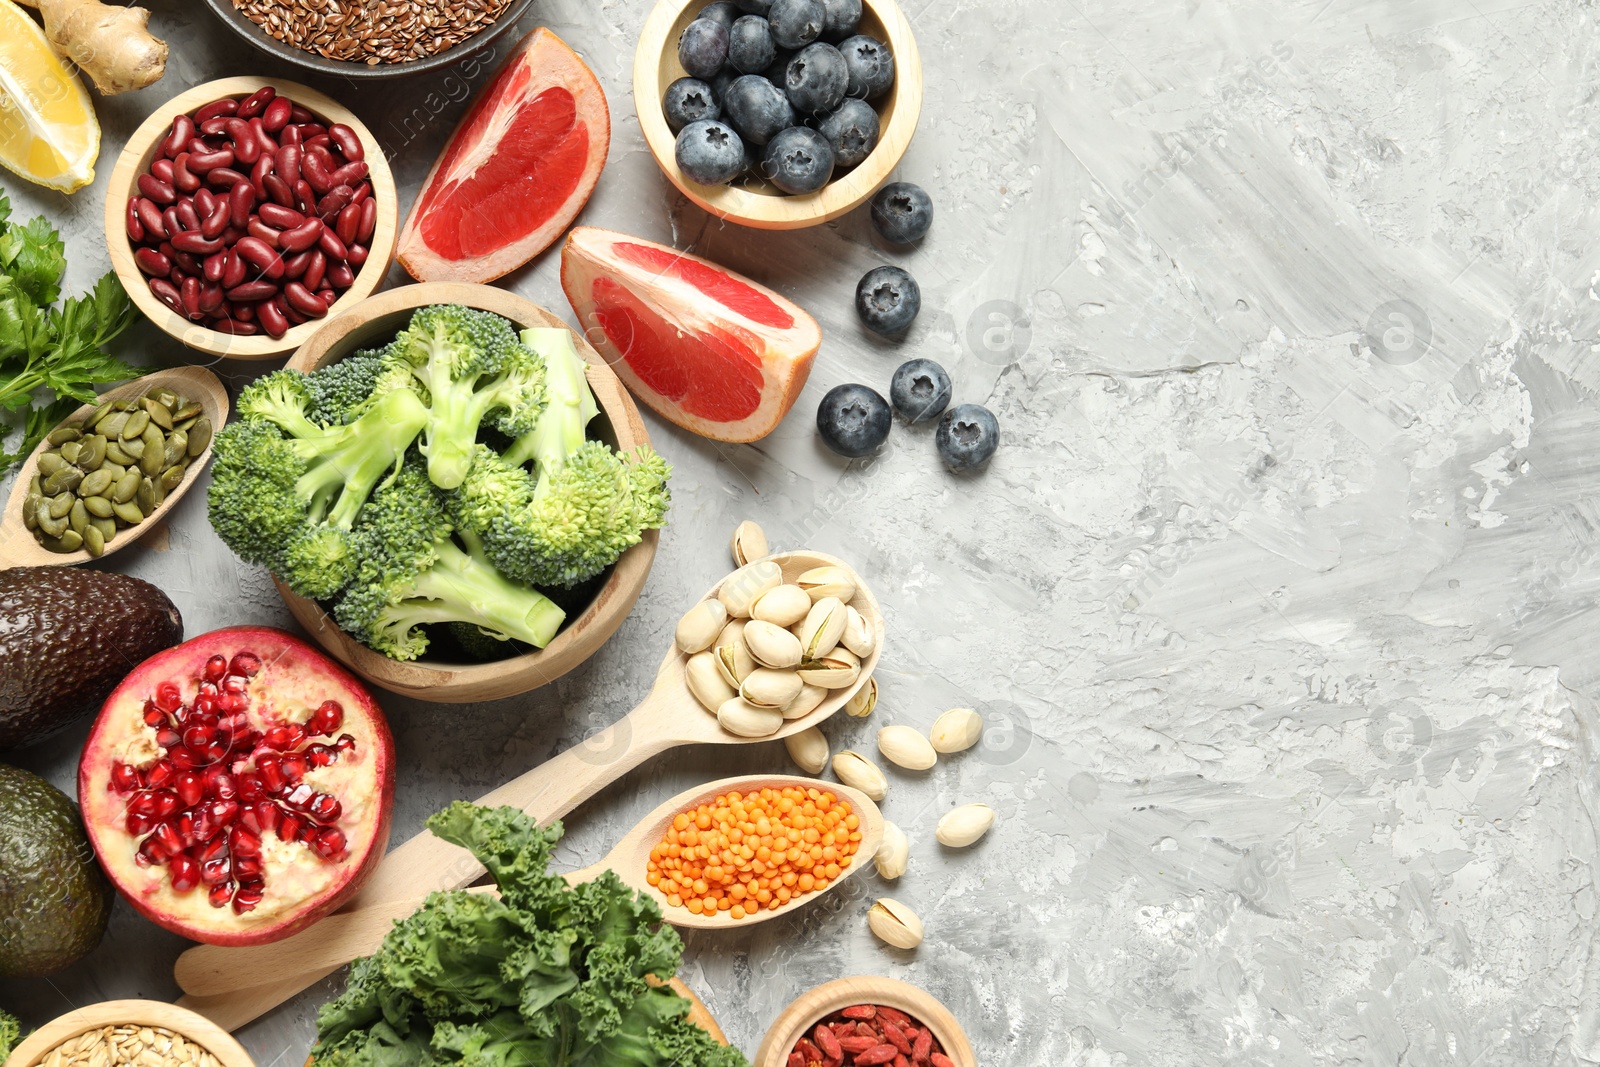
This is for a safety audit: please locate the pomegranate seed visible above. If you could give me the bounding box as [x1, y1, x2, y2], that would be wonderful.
[155, 682, 182, 712]
[306, 744, 337, 768]
[201, 836, 229, 863]
[193, 693, 219, 715]
[334, 733, 356, 753]
[233, 880, 265, 914]
[145, 759, 176, 789]
[310, 700, 343, 736]
[308, 793, 341, 822]
[221, 674, 248, 695]
[134, 839, 163, 867]
[204, 655, 228, 681]
[143, 703, 167, 727]
[281, 754, 308, 781]
[236, 774, 266, 802]
[126, 811, 155, 836]
[254, 800, 281, 834]
[210, 798, 239, 825]
[208, 881, 234, 908]
[155, 727, 182, 749]
[151, 790, 181, 818]
[111, 763, 142, 794]
[173, 772, 203, 807]
[207, 772, 238, 801]
[263, 724, 300, 750]
[283, 783, 314, 809]
[257, 755, 286, 794]
[129, 791, 160, 818]
[230, 825, 262, 856]
[230, 651, 262, 677]
[218, 691, 248, 714]
[152, 820, 183, 855]
[169, 854, 200, 892]
[233, 854, 264, 881]
[175, 810, 201, 846]
[203, 741, 230, 763]
[278, 813, 304, 842]
[182, 725, 214, 751]
[311, 826, 346, 859]
[169, 749, 200, 770]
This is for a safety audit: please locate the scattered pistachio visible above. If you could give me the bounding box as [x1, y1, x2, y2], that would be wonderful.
[729, 519, 769, 566]
[784, 726, 829, 775]
[930, 707, 983, 754]
[877, 724, 937, 771]
[832, 750, 888, 800]
[874, 820, 909, 880]
[845, 676, 878, 718]
[867, 898, 923, 949]
[935, 803, 997, 848]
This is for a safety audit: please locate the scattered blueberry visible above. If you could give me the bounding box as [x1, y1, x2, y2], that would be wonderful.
[722, 74, 796, 145]
[817, 383, 892, 458]
[678, 17, 730, 78]
[697, 1, 741, 27]
[676, 120, 746, 185]
[870, 181, 933, 243]
[767, 0, 825, 50]
[839, 35, 894, 99]
[727, 15, 777, 73]
[889, 359, 952, 423]
[820, 0, 862, 41]
[818, 97, 878, 167]
[935, 404, 1000, 471]
[763, 126, 835, 194]
[735, 0, 772, 12]
[855, 265, 920, 335]
[784, 42, 848, 116]
[664, 78, 721, 133]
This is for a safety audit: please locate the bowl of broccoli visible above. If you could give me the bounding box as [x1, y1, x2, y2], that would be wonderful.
[205, 282, 669, 703]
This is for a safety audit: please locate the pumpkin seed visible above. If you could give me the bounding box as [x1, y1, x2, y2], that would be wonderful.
[121, 409, 149, 439]
[85, 495, 114, 518]
[59, 439, 82, 464]
[47, 425, 80, 445]
[112, 469, 140, 503]
[78, 434, 106, 470]
[171, 401, 202, 421]
[68, 498, 88, 534]
[112, 398, 135, 411]
[173, 415, 198, 432]
[85, 401, 115, 429]
[136, 479, 155, 517]
[45, 530, 83, 553]
[83, 524, 105, 557]
[163, 428, 187, 468]
[99, 412, 128, 438]
[21, 493, 38, 530]
[160, 463, 187, 493]
[79, 468, 113, 498]
[112, 499, 144, 524]
[90, 517, 116, 541]
[139, 424, 165, 476]
[37, 509, 68, 537]
[187, 417, 212, 456]
[118, 433, 146, 460]
[142, 397, 173, 429]
[48, 491, 73, 518]
[43, 466, 82, 495]
[36, 452, 65, 477]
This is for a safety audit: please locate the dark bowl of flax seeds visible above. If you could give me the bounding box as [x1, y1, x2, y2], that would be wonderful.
[201, 0, 536, 79]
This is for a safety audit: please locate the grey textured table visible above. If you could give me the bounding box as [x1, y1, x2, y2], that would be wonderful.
[5, 1, 1598, 1064]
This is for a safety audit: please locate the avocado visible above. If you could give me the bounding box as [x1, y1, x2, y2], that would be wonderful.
[0, 567, 182, 750]
[0, 764, 113, 978]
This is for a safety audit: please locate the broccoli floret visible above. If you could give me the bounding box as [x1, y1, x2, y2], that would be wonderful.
[334, 462, 567, 661]
[237, 369, 324, 439]
[304, 348, 389, 425]
[0, 1008, 25, 1061]
[387, 305, 547, 491]
[502, 327, 599, 477]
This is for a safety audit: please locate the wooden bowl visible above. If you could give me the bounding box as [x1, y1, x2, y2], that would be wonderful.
[104, 76, 399, 362]
[633, 0, 923, 230]
[272, 281, 658, 703]
[0, 367, 229, 569]
[2, 1000, 254, 1067]
[754, 977, 976, 1067]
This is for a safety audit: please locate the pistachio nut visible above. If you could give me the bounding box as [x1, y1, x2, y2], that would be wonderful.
[839, 604, 877, 658]
[752, 583, 811, 627]
[797, 596, 847, 660]
[796, 647, 860, 689]
[784, 683, 828, 720]
[714, 637, 758, 689]
[743, 619, 803, 670]
[675, 598, 728, 654]
[867, 898, 923, 949]
[874, 820, 909, 880]
[935, 803, 997, 848]
[729, 519, 769, 566]
[877, 724, 937, 771]
[784, 726, 829, 775]
[832, 750, 887, 801]
[796, 565, 857, 604]
[740, 667, 804, 710]
[716, 560, 782, 618]
[930, 707, 983, 753]
[845, 676, 878, 718]
[717, 697, 784, 738]
[686, 651, 736, 713]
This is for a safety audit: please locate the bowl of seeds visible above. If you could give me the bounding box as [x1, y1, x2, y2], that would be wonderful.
[2, 1001, 254, 1067]
[199, 0, 535, 78]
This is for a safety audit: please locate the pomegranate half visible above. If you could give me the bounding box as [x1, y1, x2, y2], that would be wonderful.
[79, 626, 395, 946]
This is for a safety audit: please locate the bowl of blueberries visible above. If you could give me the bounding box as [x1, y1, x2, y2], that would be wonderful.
[633, 0, 923, 229]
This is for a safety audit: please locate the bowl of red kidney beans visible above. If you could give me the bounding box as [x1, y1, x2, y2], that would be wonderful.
[105, 76, 397, 361]
[754, 977, 977, 1067]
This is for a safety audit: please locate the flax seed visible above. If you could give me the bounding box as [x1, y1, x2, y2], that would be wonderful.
[231, 0, 515, 64]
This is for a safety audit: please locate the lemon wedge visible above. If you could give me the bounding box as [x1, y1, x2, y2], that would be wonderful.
[0, 0, 97, 193]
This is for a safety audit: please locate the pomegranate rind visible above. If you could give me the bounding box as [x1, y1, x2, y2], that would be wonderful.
[78, 626, 395, 947]
[397, 28, 610, 284]
[560, 226, 821, 443]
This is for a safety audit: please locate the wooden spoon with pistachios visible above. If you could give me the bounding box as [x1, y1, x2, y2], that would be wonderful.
[0, 367, 228, 568]
[174, 551, 884, 1031]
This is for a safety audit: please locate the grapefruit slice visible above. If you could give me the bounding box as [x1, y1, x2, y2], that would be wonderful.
[397, 28, 609, 284]
[561, 226, 821, 442]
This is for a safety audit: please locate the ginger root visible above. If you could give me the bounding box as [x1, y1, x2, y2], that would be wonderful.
[15, 0, 167, 94]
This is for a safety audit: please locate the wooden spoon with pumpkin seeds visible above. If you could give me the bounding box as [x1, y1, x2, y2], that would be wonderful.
[0, 367, 229, 568]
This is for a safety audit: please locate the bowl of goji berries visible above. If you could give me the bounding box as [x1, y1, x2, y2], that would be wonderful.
[754, 977, 976, 1067]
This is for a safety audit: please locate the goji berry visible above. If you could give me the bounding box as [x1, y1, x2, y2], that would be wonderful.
[842, 1004, 878, 1020]
[880, 1021, 913, 1055]
[855, 1046, 900, 1067]
[814, 1025, 844, 1061]
[912, 1028, 934, 1064]
[929, 1054, 956, 1067]
[840, 1036, 879, 1055]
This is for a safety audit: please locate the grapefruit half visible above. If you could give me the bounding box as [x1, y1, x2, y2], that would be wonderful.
[560, 227, 821, 442]
[397, 28, 609, 284]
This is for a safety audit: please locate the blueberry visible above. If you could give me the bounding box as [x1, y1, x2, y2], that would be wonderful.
[783, 43, 848, 115]
[817, 97, 878, 167]
[697, 1, 741, 27]
[820, 0, 862, 41]
[839, 35, 894, 99]
[889, 359, 952, 423]
[936, 404, 999, 471]
[767, 0, 825, 50]
[762, 48, 795, 86]
[664, 77, 721, 133]
[870, 181, 932, 243]
[817, 383, 892, 458]
[676, 120, 746, 185]
[678, 18, 730, 79]
[854, 265, 920, 335]
[727, 15, 776, 73]
[734, 0, 772, 12]
[763, 126, 834, 194]
[722, 74, 796, 145]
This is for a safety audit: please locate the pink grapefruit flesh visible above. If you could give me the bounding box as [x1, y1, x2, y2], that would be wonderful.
[561, 227, 821, 442]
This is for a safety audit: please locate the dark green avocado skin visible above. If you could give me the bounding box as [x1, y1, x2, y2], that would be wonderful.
[0, 567, 183, 750]
[0, 763, 113, 977]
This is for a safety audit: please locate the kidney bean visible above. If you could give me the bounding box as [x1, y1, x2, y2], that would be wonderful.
[202, 251, 227, 283]
[205, 167, 249, 189]
[261, 97, 293, 134]
[283, 302, 307, 327]
[315, 184, 354, 222]
[283, 249, 312, 279]
[262, 174, 294, 208]
[349, 182, 371, 206]
[222, 250, 248, 289]
[234, 302, 255, 322]
[150, 157, 175, 184]
[257, 297, 289, 338]
[175, 252, 205, 277]
[199, 282, 225, 315]
[234, 236, 284, 277]
[211, 317, 257, 335]
[237, 86, 276, 120]
[201, 202, 230, 240]
[316, 227, 347, 261]
[285, 281, 326, 318]
[194, 187, 217, 216]
[302, 250, 326, 291]
[161, 113, 196, 158]
[293, 179, 316, 213]
[280, 124, 302, 148]
[149, 277, 184, 314]
[228, 125, 260, 166]
[173, 231, 224, 256]
[175, 199, 201, 232]
[138, 173, 176, 204]
[167, 155, 198, 195]
[333, 203, 360, 246]
[357, 198, 377, 244]
[248, 155, 272, 190]
[162, 206, 184, 236]
[248, 118, 277, 157]
[198, 118, 232, 141]
[258, 203, 304, 230]
[194, 98, 239, 124]
[125, 197, 145, 242]
[300, 145, 335, 192]
[276, 144, 301, 187]
[247, 219, 282, 248]
[227, 280, 278, 302]
[226, 182, 256, 227]
[280, 218, 324, 253]
[186, 146, 234, 173]
[345, 243, 368, 269]
[178, 276, 202, 318]
[134, 248, 171, 276]
[325, 123, 364, 162]
[327, 261, 355, 289]
[302, 134, 331, 154]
